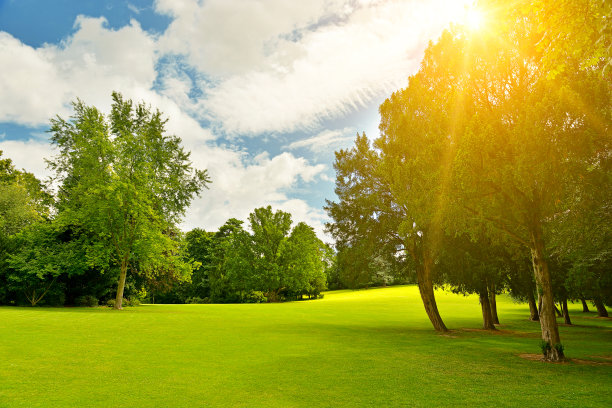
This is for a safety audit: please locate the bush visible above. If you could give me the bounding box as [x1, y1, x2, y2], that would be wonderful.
[185, 296, 209, 304]
[106, 298, 141, 308]
[75, 295, 99, 307]
[539, 340, 551, 356]
[243, 291, 267, 303]
[125, 298, 141, 307]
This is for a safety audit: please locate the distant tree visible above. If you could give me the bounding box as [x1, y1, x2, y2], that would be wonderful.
[208, 218, 244, 302]
[0, 151, 52, 305]
[47, 92, 210, 309]
[183, 228, 214, 299]
[281, 222, 327, 299]
[506, 255, 540, 322]
[247, 206, 292, 301]
[0, 151, 50, 238]
[6, 222, 100, 306]
[321, 244, 341, 290]
[438, 234, 507, 330]
[223, 207, 328, 302]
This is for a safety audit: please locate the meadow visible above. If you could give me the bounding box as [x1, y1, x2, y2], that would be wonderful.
[1, 285, 610, 407]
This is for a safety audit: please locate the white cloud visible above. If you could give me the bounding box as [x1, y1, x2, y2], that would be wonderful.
[155, 0, 468, 135]
[0, 0, 472, 241]
[0, 139, 56, 181]
[286, 127, 355, 152]
[0, 32, 69, 126]
[1, 135, 330, 238]
[0, 16, 214, 144]
[181, 145, 327, 238]
[127, 3, 144, 14]
[0, 16, 157, 125]
[155, 0, 346, 78]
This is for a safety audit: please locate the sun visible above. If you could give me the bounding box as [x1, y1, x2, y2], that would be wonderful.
[464, 7, 484, 30]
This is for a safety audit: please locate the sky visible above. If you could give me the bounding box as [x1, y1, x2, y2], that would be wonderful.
[0, 0, 472, 241]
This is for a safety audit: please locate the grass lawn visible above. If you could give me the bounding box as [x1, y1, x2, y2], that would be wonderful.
[0, 285, 610, 407]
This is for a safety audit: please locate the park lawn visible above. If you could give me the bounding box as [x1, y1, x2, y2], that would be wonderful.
[0, 285, 610, 407]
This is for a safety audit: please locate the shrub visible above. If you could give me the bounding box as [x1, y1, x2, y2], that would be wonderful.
[244, 291, 267, 303]
[185, 296, 209, 304]
[539, 340, 551, 356]
[75, 295, 99, 307]
[125, 298, 141, 307]
[106, 298, 141, 308]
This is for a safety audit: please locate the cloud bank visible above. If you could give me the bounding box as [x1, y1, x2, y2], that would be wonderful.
[0, 0, 469, 238]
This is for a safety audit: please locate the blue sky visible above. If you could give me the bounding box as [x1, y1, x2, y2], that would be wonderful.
[0, 0, 470, 239]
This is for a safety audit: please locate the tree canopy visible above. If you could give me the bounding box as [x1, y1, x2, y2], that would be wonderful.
[47, 92, 210, 309]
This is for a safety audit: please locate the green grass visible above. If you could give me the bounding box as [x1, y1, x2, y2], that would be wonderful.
[1, 285, 610, 407]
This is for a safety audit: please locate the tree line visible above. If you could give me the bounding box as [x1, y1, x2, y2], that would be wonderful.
[152, 207, 333, 304]
[325, 0, 611, 361]
[0, 94, 332, 309]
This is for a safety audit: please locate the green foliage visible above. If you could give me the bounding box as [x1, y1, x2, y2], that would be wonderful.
[243, 291, 267, 304]
[106, 297, 140, 308]
[47, 92, 210, 309]
[75, 295, 99, 307]
[539, 339, 551, 356]
[185, 296, 209, 304]
[223, 207, 328, 301]
[527, 0, 612, 79]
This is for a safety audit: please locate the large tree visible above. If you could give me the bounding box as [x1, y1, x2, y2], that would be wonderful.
[48, 92, 210, 309]
[447, 1, 611, 360]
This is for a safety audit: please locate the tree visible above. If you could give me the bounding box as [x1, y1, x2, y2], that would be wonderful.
[438, 234, 507, 330]
[281, 222, 327, 299]
[506, 255, 540, 322]
[48, 92, 210, 309]
[0, 151, 52, 305]
[446, 1, 611, 360]
[182, 228, 215, 300]
[209, 218, 245, 302]
[325, 135, 429, 316]
[222, 207, 327, 302]
[530, 0, 612, 79]
[6, 222, 99, 306]
[0, 151, 50, 238]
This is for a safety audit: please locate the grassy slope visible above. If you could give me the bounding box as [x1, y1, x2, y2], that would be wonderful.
[0, 286, 610, 407]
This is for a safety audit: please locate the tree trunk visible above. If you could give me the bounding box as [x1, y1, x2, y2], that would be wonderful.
[561, 298, 572, 325]
[530, 225, 564, 361]
[416, 253, 448, 332]
[488, 281, 500, 325]
[593, 298, 609, 317]
[480, 288, 497, 330]
[527, 291, 539, 321]
[580, 298, 589, 313]
[553, 303, 562, 317]
[114, 258, 128, 310]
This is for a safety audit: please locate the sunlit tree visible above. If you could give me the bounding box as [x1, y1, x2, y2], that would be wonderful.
[48, 93, 210, 309]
